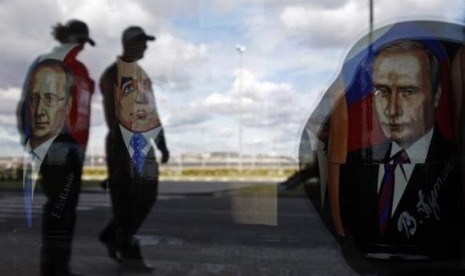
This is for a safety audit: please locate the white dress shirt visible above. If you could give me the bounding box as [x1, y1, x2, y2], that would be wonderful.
[24, 135, 58, 202]
[119, 125, 162, 158]
[377, 128, 434, 216]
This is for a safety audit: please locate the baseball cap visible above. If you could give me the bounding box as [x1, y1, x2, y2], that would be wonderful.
[65, 19, 95, 46]
[122, 26, 156, 44]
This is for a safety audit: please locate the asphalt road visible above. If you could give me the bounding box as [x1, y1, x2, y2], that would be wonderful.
[0, 181, 356, 275]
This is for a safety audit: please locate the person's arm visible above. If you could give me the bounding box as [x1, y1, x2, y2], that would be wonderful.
[328, 86, 348, 238]
[99, 65, 117, 130]
[155, 129, 169, 164]
[16, 90, 28, 145]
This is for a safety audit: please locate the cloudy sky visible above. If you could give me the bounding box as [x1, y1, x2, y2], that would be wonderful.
[0, 0, 463, 158]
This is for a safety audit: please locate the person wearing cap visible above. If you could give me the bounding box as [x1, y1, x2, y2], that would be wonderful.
[16, 19, 94, 276]
[48, 19, 95, 149]
[99, 26, 169, 272]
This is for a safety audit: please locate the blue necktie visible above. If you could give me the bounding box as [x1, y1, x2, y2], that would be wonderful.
[130, 133, 147, 174]
[23, 161, 32, 228]
[378, 149, 409, 235]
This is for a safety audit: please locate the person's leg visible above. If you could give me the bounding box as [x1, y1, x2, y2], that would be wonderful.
[117, 170, 158, 272]
[40, 170, 81, 275]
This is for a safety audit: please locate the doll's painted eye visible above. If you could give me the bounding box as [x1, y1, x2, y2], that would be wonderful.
[121, 77, 136, 96]
[373, 85, 390, 97]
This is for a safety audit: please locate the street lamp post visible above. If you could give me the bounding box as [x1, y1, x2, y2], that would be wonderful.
[369, 0, 373, 34]
[236, 44, 245, 172]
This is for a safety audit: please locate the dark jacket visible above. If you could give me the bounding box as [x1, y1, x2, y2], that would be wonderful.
[340, 129, 462, 259]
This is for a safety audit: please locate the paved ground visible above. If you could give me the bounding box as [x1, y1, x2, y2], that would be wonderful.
[0, 180, 356, 275]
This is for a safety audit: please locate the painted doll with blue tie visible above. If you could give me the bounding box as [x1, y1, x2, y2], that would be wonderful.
[99, 26, 169, 272]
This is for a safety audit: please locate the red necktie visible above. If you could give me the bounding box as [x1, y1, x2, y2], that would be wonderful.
[378, 149, 409, 236]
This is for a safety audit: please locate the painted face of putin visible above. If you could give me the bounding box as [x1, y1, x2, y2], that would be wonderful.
[372, 42, 441, 149]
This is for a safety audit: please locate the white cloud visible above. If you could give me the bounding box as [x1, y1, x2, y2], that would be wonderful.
[164, 106, 212, 130]
[202, 69, 302, 126]
[0, 87, 22, 117]
[280, 0, 462, 48]
[144, 32, 209, 91]
[152, 67, 312, 155]
[280, 2, 370, 48]
[374, 0, 462, 24]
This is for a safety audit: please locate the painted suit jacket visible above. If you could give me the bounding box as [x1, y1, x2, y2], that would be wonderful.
[339, 129, 462, 259]
[107, 126, 159, 185]
[39, 133, 84, 220]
